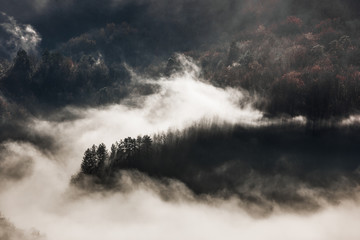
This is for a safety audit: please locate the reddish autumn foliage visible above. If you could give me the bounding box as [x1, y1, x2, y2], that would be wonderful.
[287, 16, 303, 28]
[195, 16, 360, 120]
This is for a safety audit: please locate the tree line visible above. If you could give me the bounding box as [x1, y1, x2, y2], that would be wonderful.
[79, 135, 153, 178]
[73, 123, 360, 208]
[0, 49, 155, 112]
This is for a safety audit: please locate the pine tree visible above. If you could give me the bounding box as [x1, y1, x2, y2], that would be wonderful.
[96, 143, 108, 175]
[81, 148, 97, 175]
[142, 135, 152, 153]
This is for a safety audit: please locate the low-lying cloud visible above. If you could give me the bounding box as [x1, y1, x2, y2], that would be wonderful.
[0, 55, 359, 240]
[29, 55, 262, 162]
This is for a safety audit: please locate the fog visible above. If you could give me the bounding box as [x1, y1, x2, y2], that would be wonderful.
[0, 56, 359, 240]
[27, 55, 263, 170]
[0, 57, 257, 239]
[1, 141, 360, 240]
[0, 0, 359, 238]
[0, 12, 41, 58]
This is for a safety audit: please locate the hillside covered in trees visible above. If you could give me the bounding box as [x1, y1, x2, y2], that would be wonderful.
[73, 123, 360, 212]
[1, 0, 360, 239]
[1, 0, 360, 122]
[187, 16, 360, 120]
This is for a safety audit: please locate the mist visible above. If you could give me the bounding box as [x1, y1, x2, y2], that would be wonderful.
[0, 56, 359, 239]
[0, 12, 41, 59]
[1, 1, 360, 239]
[0, 56, 356, 239]
[0, 57, 259, 239]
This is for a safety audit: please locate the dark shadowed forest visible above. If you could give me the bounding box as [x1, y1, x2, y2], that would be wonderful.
[1, 0, 360, 239]
[1, 0, 360, 121]
[73, 123, 360, 213]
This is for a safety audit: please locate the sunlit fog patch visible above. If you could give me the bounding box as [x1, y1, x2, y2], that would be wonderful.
[132, 55, 263, 126]
[0, 12, 41, 58]
[26, 55, 262, 168]
[340, 115, 360, 126]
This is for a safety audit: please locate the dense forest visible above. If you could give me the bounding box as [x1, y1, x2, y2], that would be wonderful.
[73, 123, 360, 212]
[1, 0, 360, 239]
[196, 17, 360, 120]
[2, 18, 360, 120]
[1, 0, 360, 121]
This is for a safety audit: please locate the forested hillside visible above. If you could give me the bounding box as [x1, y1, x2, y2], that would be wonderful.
[73, 123, 360, 211]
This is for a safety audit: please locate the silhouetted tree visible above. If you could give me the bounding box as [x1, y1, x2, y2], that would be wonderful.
[110, 143, 117, 160]
[81, 146, 98, 175]
[141, 135, 152, 154]
[96, 143, 108, 175]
